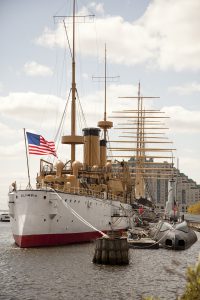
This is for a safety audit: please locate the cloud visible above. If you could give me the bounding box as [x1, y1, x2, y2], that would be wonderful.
[169, 82, 200, 95]
[80, 83, 138, 126]
[0, 123, 22, 143]
[0, 92, 64, 129]
[24, 61, 53, 77]
[162, 106, 200, 133]
[88, 2, 104, 14]
[35, 0, 200, 71]
[36, 16, 155, 65]
[0, 141, 24, 158]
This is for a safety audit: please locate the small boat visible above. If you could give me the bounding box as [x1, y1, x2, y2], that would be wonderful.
[0, 213, 10, 222]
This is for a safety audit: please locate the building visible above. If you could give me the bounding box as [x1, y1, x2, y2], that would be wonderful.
[127, 157, 200, 212]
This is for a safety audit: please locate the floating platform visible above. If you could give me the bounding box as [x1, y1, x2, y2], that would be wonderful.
[187, 221, 200, 232]
[128, 237, 159, 249]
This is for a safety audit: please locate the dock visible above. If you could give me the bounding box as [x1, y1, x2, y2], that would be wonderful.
[128, 237, 159, 249]
[187, 221, 200, 232]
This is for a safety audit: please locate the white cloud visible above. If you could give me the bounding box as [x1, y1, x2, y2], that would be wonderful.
[35, 0, 200, 71]
[162, 106, 200, 133]
[0, 92, 64, 130]
[0, 141, 24, 158]
[0, 123, 22, 143]
[176, 156, 200, 184]
[80, 83, 138, 126]
[36, 26, 65, 48]
[169, 82, 200, 95]
[36, 17, 155, 65]
[89, 2, 104, 14]
[24, 61, 53, 77]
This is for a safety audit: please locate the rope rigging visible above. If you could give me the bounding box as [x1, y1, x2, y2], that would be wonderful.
[51, 188, 109, 238]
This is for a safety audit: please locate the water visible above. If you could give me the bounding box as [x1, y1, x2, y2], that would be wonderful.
[0, 219, 200, 300]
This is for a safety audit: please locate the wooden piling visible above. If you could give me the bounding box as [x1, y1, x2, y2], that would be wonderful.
[93, 232, 129, 265]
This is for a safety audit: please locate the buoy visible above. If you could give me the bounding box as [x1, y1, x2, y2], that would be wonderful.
[93, 231, 129, 265]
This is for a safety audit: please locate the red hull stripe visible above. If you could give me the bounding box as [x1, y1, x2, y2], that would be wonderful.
[14, 231, 104, 248]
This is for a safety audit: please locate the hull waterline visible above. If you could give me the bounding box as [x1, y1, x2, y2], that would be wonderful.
[9, 189, 131, 248]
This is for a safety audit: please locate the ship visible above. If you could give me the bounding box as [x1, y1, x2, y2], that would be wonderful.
[8, 1, 133, 248]
[8, 1, 178, 248]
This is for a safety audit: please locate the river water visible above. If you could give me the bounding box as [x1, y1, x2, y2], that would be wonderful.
[0, 216, 200, 300]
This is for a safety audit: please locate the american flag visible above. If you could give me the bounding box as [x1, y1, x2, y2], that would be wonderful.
[26, 132, 57, 157]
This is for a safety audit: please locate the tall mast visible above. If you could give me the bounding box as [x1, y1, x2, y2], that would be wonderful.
[61, 0, 84, 163]
[104, 44, 107, 140]
[97, 45, 115, 142]
[71, 0, 76, 162]
[110, 87, 175, 200]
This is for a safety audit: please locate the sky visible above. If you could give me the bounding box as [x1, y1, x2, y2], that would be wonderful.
[1, 0, 200, 209]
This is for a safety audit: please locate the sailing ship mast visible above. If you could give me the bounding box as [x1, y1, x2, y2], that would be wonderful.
[109, 83, 175, 201]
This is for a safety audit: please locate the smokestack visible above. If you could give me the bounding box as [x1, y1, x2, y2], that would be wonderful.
[83, 128, 100, 168]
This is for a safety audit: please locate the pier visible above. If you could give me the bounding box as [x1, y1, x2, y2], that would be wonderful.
[187, 221, 200, 232]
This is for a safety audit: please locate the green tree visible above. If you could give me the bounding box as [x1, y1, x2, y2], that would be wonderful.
[180, 257, 200, 300]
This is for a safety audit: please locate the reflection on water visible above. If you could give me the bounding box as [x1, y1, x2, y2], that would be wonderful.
[0, 219, 199, 300]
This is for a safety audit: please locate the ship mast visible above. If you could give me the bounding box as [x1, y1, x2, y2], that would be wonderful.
[97, 44, 114, 141]
[109, 84, 175, 201]
[94, 45, 115, 148]
[61, 0, 84, 163]
[104, 44, 107, 140]
[71, 0, 76, 161]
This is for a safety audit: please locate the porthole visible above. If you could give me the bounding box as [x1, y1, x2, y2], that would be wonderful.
[44, 219, 46, 222]
[16, 196, 18, 199]
[57, 219, 59, 222]
[71, 220, 74, 222]
[44, 196, 46, 199]
[65, 199, 67, 202]
[70, 200, 72, 202]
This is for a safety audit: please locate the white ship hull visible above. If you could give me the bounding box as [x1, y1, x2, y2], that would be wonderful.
[8, 189, 131, 248]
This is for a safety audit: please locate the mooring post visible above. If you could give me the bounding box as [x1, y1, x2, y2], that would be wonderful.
[93, 231, 129, 265]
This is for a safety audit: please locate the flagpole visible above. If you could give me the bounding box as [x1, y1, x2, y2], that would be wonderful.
[24, 128, 31, 188]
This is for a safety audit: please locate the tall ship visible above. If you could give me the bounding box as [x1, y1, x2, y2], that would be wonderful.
[8, 2, 133, 248]
[110, 83, 175, 209]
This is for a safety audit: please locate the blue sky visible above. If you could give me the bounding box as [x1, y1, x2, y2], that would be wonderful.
[1, 0, 200, 209]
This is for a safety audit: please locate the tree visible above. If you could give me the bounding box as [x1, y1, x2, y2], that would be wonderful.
[187, 201, 200, 214]
[180, 257, 200, 300]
